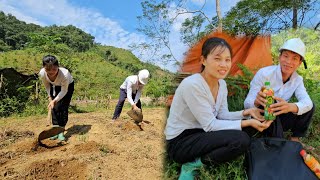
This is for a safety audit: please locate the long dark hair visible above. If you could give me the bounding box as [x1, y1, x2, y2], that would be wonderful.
[201, 37, 232, 72]
[42, 55, 59, 69]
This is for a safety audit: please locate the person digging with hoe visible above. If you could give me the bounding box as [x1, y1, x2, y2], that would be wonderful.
[112, 69, 150, 122]
[38, 55, 74, 141]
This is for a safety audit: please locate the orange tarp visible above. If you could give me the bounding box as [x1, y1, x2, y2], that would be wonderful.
[180, 32, 273, 75]
[166, 32, 273, 107]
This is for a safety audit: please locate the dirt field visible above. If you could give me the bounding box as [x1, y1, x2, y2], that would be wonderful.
[0, 107, 166, 180]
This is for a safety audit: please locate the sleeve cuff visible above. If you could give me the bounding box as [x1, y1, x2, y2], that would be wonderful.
[295, 102, 302, 115]
[239, 110, 251, 119]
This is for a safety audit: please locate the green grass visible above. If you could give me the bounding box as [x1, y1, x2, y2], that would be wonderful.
[99, 145, 110, 156]
[0, 44, 174, 117]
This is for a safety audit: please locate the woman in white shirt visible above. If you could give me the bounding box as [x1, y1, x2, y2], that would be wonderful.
[39, 55, 74, 141]
[164, 37, 273, 179]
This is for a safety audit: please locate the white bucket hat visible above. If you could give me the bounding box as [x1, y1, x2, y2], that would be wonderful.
[138, 69, 150, 85]
[279, 38, 307, 69]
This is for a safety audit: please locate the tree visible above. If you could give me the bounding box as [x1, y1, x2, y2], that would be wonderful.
[42, 25, 95, 52]
[0, 11, 42, 51]
[136, 0, 320, 67]
[135, 0, 177, 64]
[135, 0, 215, 66]
[180, 14, 206, 47]
[223, 0, 320, 35]
[216, 0, 222, 32]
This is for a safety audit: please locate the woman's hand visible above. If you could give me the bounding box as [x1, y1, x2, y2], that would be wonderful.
[251, 119, 273, 132]
[242, 119, 273, 132]
[243, 108, 264, 121]
[48, 99, 57, 109]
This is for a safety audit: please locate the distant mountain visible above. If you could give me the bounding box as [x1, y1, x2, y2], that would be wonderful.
[0, 11, 94, 52]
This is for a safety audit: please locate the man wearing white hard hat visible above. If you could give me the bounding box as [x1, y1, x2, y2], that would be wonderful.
[112, 69, 150, 120]
[244, 38, 314, 145]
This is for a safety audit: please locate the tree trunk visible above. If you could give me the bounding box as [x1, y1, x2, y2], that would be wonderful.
[292, 0, 298, 29]
[36, 81, 39, 100]
[216, 0, 222, 32]
[0, 74, 3, 93]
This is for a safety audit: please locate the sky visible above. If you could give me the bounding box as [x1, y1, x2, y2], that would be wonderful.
[0, 0, 240, 72]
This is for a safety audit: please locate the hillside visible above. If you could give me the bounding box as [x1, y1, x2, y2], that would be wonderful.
[0, 12, 174, 117]
[0, 45, 174, 96]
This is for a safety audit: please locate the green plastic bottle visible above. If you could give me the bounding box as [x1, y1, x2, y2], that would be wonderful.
[263, 81, 276, 120]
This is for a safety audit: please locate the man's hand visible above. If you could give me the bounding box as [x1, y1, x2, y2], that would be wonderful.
[254, 90, 267, 107]
[132, 104, 140, 111]
[270, 96, 298, 116]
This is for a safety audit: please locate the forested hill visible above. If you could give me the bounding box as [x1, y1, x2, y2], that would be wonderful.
[0, 11, 174, 117]
[0, 11, 95, 52]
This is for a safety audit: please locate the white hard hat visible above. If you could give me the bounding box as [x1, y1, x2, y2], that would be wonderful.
[279, 38, 306, 60]
[138, 69, 150, 85]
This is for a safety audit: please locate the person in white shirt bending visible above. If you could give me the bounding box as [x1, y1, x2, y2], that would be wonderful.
[112, 69, 150, 121]
[39, 55, 74, 141]
[164, 37, 273, 180]
[244, 38, 314, 143]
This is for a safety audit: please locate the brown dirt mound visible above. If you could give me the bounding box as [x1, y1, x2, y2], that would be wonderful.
[120, 121, 142, 131]
[0, 139, 68, 167]
[12, 139, 66, 153]
[72, 141, 100, 154]
[23, 158, 87, 179]
[0, 130, 34, 148]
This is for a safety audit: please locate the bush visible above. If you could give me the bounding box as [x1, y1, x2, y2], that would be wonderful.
[0, 96, 20, 117]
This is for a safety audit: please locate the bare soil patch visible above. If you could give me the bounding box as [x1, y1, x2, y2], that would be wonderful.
[0, 107, 166, 180]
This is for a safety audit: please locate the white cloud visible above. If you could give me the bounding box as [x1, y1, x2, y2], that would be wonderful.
[0, 0, 45, 25]
[0, 0, 146, 49]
